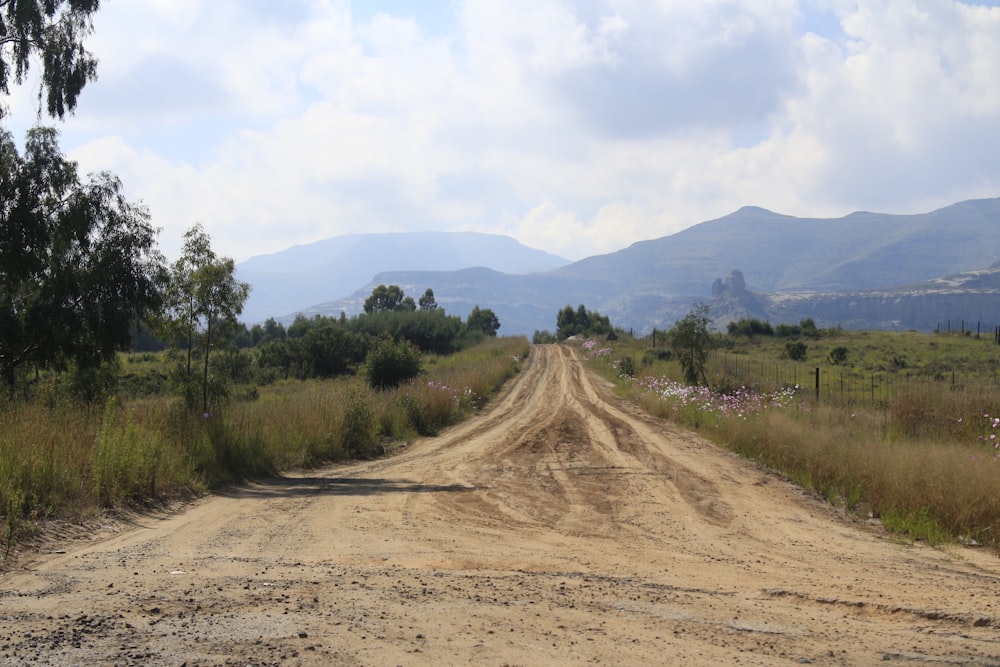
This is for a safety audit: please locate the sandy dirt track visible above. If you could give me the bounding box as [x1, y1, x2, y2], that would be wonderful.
[2, 344, 999, 666]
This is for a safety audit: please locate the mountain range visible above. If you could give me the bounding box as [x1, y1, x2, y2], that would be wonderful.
[235, 231, 570, 325]
[236, 197, 1000, 336]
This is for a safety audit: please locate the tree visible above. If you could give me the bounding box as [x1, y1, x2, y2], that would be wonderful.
[799, 318, 819, 339]
[364, 284, 406, 313]
[293, 323, 364, 379]
[466, 305, 500, 337]
[418, 288, 437, 311]
[575, 304, 590, 333]
[669, 304, 712, 386]
[556, 304, 612, 340]
[0, 0, 101, 120]
[346, 308, 464, 355]
[556, 305, 577, 339]
[0, 127, 163, 395]
[157, 224, 250, 412]
[727, 318, 774, 337]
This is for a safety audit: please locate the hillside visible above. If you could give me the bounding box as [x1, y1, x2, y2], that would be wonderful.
[551, 197, 1000, 294]
[759, 267, 1000, 332]
[236, 231, 570, 324]
[260, 198, 1000, 335]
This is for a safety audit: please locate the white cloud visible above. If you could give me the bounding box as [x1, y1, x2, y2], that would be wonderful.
[6, 0, 995, 266]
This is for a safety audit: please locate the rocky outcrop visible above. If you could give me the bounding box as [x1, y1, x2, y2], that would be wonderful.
[710, 268, 1000, 332]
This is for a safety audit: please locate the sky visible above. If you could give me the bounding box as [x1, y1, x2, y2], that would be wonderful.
[5, 0, 1000, 263]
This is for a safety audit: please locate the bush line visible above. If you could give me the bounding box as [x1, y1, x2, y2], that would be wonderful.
[0, 337, 528, 559]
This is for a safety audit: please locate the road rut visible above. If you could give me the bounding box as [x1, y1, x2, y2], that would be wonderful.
[2, 344, 999, 665]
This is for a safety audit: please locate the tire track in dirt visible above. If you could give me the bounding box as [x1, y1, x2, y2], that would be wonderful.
[1, 344, 999, 666]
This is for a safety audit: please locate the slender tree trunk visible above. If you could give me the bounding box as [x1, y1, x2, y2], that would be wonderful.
[2, 361, 15, 397]
[203, 316, 211, 414]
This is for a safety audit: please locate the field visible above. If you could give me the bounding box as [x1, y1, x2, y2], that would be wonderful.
[585, 327, 1000, 550]
[0, 336, 530, 560]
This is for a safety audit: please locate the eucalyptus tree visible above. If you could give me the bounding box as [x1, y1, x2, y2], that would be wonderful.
[0, 0, 101, 119]
[418, 288, 438, 311]
[158, 224, 250, 412]
[363, 284, 406, 313]
[466, 305, 500, 337]
[0, 126, 163, 395]
[669, 304, 712, 386]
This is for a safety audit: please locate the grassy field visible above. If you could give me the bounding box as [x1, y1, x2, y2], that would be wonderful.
[580, 328, 1000, 552]
[0, 337, 529, 560]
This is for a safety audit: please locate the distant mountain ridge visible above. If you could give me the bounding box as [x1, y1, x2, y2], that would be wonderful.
[236, 231, 570, 324]
[253, 197, 1000, 335]
[550, 197, 1000, 295]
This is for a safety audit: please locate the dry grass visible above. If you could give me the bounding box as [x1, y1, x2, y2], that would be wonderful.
[580, 334, 1000, 551]
[0, 337, 529, 559]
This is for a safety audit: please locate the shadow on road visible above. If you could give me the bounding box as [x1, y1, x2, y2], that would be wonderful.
[217, 476, 477, 500]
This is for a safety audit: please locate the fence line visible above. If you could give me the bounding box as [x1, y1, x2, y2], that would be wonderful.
[714, 351, 1000, 407]
[933, 320, 1000, 344]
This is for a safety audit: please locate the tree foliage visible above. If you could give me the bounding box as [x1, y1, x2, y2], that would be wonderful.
[0, 127, 163, 394]
[466, 305, 500, 337]
[727, 318, 774, 337]
[0, 0, 101, 119]
[669, 304, 712, 386]
[775, 318, 821, 339]
[555, 304, 612, 340]
[785, 339, 808, 361]
[156, 224, 250, 412]
[365, 334, 422, 390]
[828, 345, 849, 365]
[348, 308, 464, 355]
[363, 284, 406, 313]
[418, 288, 437, 311]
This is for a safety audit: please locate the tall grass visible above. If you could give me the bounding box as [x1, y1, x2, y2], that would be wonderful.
[580, 337, 1000, 551]
[0, 337, 528, 559]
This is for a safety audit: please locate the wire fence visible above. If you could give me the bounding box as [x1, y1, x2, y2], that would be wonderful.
[714, 351, 1000, 408]
[934, 320, 1000, 343]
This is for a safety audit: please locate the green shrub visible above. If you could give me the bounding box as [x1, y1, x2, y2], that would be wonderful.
[342, 391, 376, 457]
[93, 400, 160, 505]
[785, 340, 807, 361]
[365, 335, 422, 389]
[533, 330, 557, 344]
[618, 356, 636, 377]
[828, 346, 849, 365]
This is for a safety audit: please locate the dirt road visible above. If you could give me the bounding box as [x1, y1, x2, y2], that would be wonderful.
[2, 344, 999, 666]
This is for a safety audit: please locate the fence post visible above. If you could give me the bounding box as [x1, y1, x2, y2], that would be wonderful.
[815, 367, 820, 403]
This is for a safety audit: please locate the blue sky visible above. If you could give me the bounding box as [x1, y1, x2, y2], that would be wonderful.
[5, 0, 1000, 263]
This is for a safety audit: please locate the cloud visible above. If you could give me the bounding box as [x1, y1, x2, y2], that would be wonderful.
[13, 0, 995, 267]
[784, 1, 1000, 210]
[549, 1, 804, 139]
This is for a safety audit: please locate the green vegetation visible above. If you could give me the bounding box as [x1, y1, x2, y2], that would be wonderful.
[0, 0, 100, 122]
[668, 303, 712, 385]
[0, 336, 529, 558]
[365, 335, 423, 389]
[155, 224, 251, 413]
[556, 304, 613, 340]
[0, 127, 163, 397]
[534, 303, 617, 343]
[466, 305, 501, 337]
[575, 315, 1000, 552]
